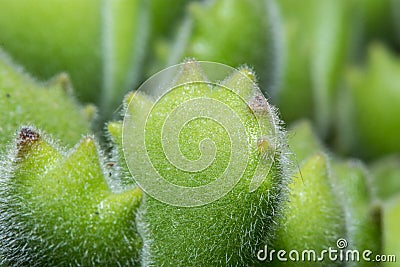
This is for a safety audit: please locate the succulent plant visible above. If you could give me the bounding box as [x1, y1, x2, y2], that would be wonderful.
[0, 46, 142, 266]
[277, 122, 347, 263]
[331, 160, 381, 267]
[0, 0, 399, 265]
[120, 61, 291, 266]
[271, 153, 346, 267]
[273, 120, 382, 266]
[0, 55, 387, 265]
[0, 127, 142, 266]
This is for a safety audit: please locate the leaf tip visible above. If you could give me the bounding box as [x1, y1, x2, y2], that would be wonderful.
[17, 126, 40, 148]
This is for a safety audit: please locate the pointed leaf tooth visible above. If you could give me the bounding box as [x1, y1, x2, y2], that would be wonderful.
[58, 136, 109, 193]
[123, 91, 154, 132]
[238, 66, 258, 83]
[248, 93, 272, 117]
[123, 91, 136, 109]
[221, 67, 258, 100]
[47, 72, 73, 95]
[13, 127, 62, 178]
[98, 187, 142, 219]
[82, 103, 98, 123]
[122, 90, 155, 117]
[16, 126, 40, 154]
[107, 121, 123, 146]
[288, 120, 323, 164]
[173, 59, 208, 86]
[122, 90, 154, 113]
[106, 121, 134, 188]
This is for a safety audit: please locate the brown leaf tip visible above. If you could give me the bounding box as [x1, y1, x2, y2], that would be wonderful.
[17, 127, 40, 150]
[249, 94, 269, 113]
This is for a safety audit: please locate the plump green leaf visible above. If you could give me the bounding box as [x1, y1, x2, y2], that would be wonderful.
[331, 160, 381, 267]
[131, 61, 292, 266]
[0, 127, 142, 266]
[271, 153, 346, 266]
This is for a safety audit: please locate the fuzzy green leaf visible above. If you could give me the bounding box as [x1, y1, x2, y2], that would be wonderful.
[127, 61, 292, 265]
[0, 127, 142, 266]
[331, 160, 382, 267]
[271, 153, 346, 266]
